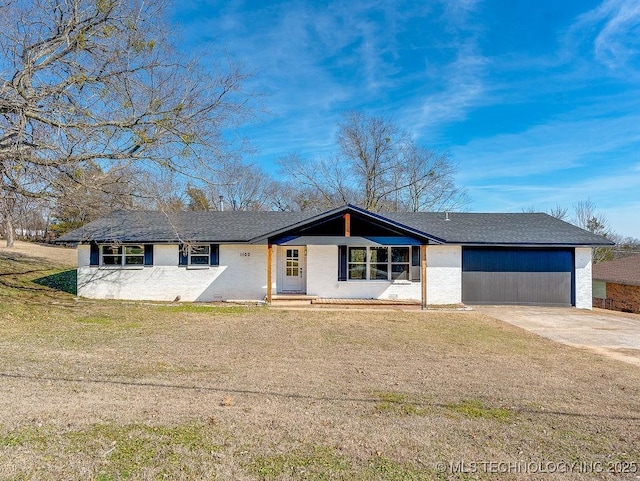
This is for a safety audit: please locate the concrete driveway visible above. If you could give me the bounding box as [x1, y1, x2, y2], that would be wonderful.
[476, 306, 640, 367]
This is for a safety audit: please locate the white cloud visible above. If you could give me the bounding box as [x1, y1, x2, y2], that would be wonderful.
[413, 49, 489, 129]
[567, 0, 640, 74]
[400, 0, 490, 134]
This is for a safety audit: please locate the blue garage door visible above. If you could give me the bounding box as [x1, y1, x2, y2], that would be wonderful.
[462, 248, 575, 306]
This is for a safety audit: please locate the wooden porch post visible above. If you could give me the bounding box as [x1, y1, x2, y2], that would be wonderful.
[421, 244, 427, 310]
[267, 243, 273, 304]
[344, 213, 351, 237]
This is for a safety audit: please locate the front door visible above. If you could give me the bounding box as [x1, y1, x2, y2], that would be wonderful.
[282, 247, 305, 292]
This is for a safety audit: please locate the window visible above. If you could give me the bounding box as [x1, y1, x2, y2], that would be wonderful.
[189, 245, 210, 265]
[369, 247, 388, 280]
[101, 245, 144, 266]
[179, 244, 219, 266]
[285, 249, 300, 276]
[391, 247, 410, 280]
[346, 246, 417, 281]
[348, 247, 367, 280]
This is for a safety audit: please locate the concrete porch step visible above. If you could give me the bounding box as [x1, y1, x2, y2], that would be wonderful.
[268, 295, 422, 308]
[312, 298, 421, 306]
[269, 294, 319, 306]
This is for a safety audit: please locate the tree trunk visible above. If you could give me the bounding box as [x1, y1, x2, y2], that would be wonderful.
[4, 211, 14, 247]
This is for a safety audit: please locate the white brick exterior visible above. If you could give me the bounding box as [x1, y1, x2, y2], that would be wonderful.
[574, 247, 593, 310]
[305, 245, 421, 300]
[75, 243, 593, 308]
[426, 245, 462, 304]
[77, 244, 271, 302]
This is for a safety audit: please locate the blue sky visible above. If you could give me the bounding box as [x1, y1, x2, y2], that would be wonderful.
[171, 0, 640, 238]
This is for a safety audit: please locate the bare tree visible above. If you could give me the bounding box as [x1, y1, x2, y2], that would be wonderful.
[522, 204, 569, 220]
[280, 113, 468, 212]
[572, 199, 614, 263]
[0, 0, 254, 245]
[280, 153, 356, 210]
[266, 181, 331, 212]
[396, 145, 469, 212]
[573, 200, 606, 232]
[337, 112, 407, 210]
[0, 190, 16, 246]
[548, 204, 569, 221]
[210, 159, 271, 211]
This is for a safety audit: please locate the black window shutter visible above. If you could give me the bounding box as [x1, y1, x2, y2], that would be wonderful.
[144, 244, 154, 266]
[338, 245, 347, 281]
[178, 244, 188, 266]
[89, 243, 99, 266]
[210, 244, 219, 266]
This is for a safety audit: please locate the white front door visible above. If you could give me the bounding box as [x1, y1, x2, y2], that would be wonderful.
[282, 247, 305, 292]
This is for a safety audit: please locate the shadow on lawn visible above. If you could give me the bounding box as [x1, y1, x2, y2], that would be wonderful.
[33, 269, 77, 295]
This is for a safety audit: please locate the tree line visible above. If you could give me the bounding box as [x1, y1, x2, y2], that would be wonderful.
[2, 111, 470, 240]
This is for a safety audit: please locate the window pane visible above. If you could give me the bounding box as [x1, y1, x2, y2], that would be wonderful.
[369, 247, 388, 263]
[190, 255, 209, 265]
[412, 246, 421, 267]
[391, 264, 409, 280]
[286, 249, 292, 257]
[125, 255, 144, 265]
[292, 249, 298, 257]
[102, 246, 122, 256]
[370, 263, 388, 280]
[103, 255, 122, 265]
[191, 245, 210, 255]
[391, 247, 409, 263]
[125, 245, 144, 255]
[349, 247, 366, 263]
[348, 264, 366, 280]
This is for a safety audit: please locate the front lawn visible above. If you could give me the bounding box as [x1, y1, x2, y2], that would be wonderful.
[0, 251, 638, 480]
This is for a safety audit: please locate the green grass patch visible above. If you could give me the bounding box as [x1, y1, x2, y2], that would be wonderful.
[374, 392, 431, 416]
[445, 399, 510, 421]
[246, 445, 351, 480]
[364, 456, 439, 481]
[246, 447, 442, 481]
[75, 315, 113, 326]
[65, 422, 224, 480]
[0, 425, 53, 448]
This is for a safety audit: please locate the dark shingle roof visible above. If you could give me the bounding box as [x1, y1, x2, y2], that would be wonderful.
[593, 255, 640, 286]
[57, 210, 315, 243]
[57, 207, 613, 246]
[384, 212, 613, 246]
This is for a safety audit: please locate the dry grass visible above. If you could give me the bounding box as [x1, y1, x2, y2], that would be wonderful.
[0, 239, 76, 267]
[0, 250, 639, 480]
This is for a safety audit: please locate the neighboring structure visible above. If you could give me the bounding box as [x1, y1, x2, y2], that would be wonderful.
[592, 255, 640, 313]
[57, 205, 612, 309]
